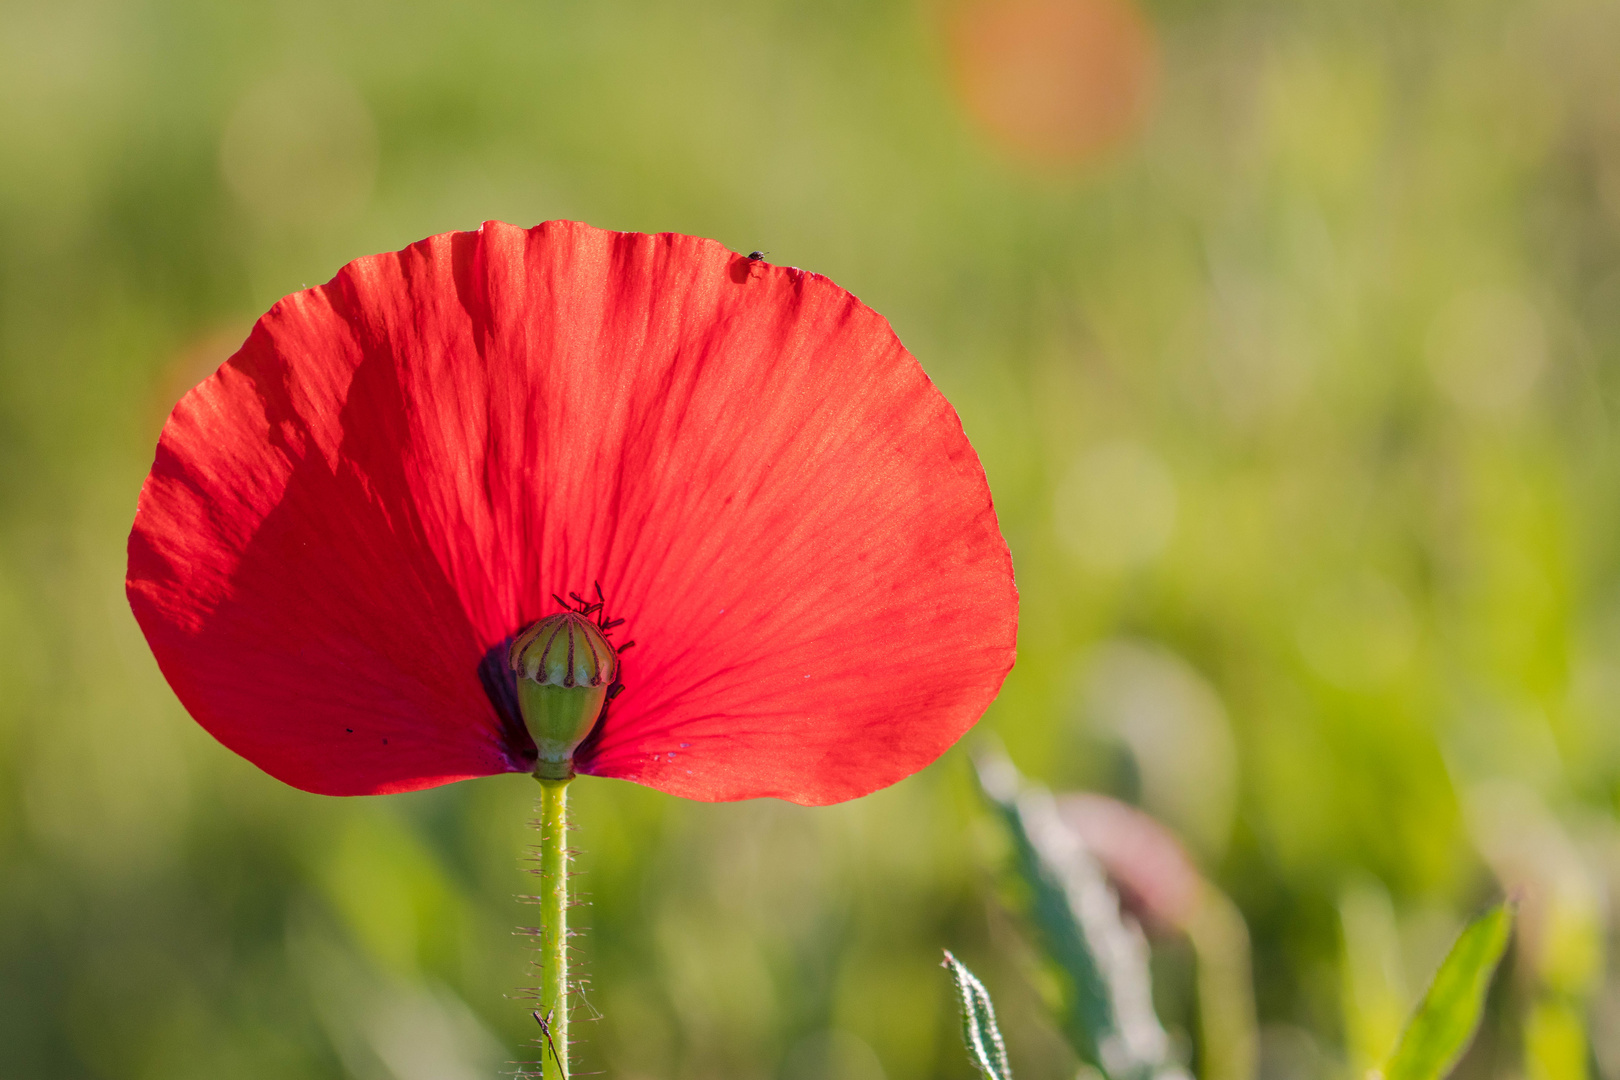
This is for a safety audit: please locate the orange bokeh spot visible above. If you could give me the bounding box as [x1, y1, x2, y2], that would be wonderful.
[948, 0, 1158, 167]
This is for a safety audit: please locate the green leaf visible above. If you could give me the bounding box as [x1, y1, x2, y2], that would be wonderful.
[1383, 903, 1515, 1080]
[942, 950, 1014, 1080]
[974, 752, 1186, 1080]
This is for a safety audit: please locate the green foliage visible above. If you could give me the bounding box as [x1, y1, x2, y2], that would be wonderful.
[976, 753, 1184, 1080]
[1, 0, 1616, 1073]
[1383, 904, 1515, 1080]
[942, 951, 1013, 1080]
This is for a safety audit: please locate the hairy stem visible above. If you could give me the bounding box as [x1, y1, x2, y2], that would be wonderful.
[537, 776, 571, 1079]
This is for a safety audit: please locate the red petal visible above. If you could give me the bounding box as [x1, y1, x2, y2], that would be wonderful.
[128, 221, 1017, 803]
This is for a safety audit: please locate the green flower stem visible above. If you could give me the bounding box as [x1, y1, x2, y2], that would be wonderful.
[538, 776, 571, 1079]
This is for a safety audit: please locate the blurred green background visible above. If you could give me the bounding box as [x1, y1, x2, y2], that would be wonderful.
[4, 0, 1620, 1076]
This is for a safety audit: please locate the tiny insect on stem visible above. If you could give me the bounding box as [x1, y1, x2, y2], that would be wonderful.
[533, 1009, 564, 1073]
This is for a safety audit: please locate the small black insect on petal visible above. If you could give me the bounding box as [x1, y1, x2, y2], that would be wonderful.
[747, 250, 768, 261]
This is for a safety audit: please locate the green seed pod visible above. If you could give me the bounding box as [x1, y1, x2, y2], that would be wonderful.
[508, 612, 618, 780]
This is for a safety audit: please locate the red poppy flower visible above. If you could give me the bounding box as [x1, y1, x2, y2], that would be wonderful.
[127, 220, 1017, 805]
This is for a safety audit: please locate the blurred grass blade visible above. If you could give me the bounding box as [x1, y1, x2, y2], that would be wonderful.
[1186, 890, 1258, 1080]
[975, 751, 1187, 1080]
[1383, 903, 1515, 1080]
[942, 951, 1014, 1080]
